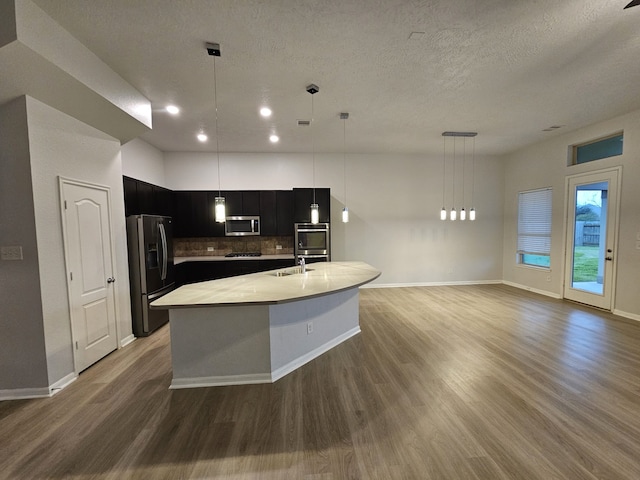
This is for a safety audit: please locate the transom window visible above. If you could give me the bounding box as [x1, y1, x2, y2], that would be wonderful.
[571, 132, 623, 165]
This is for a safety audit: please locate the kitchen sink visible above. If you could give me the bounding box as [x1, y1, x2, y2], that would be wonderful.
[270, 267, 314, 277]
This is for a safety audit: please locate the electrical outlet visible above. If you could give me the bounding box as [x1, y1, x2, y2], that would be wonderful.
[1, 246, 23, 261]
[307, 321, 313, 334]
[207, 246, 215, 252]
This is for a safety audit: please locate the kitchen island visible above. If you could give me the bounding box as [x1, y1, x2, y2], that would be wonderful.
[151, 261, 380, 388]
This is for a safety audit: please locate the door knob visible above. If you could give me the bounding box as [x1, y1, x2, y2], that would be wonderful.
[107, 277, 116, 283]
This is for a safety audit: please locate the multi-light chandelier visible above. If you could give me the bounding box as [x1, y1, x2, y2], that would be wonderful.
[441, 131, 477, 221]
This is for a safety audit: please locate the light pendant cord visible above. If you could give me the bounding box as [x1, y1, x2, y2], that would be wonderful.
[442, 135, 446, 207]
[452, 137, 456, 208]
[312, 94, 316, 204]
[471, 136, 475, 207]
[213, 55, 221, 196]
[343, 116, 347, 206]
[462, 138, 465, 207]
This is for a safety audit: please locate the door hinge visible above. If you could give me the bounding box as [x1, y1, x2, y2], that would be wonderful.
[70, 272, 73, 281]
[64, 200, 67, 210]
[75, 341, 78, 350]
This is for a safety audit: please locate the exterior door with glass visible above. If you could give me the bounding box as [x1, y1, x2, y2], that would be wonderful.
[563, 168, 620, 310]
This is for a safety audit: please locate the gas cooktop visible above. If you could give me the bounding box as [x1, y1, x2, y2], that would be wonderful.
[224, 252, 262, 257]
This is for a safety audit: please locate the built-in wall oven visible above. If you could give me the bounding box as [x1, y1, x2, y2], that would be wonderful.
[294, 222, 330, 262]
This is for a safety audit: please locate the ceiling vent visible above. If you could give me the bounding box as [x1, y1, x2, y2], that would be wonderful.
[297, 120, 311, 126]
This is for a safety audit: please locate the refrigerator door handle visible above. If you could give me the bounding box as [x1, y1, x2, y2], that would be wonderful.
[159, 222, 168, 281]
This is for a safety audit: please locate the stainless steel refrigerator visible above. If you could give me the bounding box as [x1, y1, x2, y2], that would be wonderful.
[126, 214, 175, 336]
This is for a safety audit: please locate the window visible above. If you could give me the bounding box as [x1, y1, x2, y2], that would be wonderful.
[571, 132, 623, 165]
[517, 188, 552, 268]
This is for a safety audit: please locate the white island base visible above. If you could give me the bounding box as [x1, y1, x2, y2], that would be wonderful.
[152, 262, 381, 389]
[169, 287, 359, 388]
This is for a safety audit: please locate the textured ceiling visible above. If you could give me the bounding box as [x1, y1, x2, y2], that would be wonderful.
[30, 0, 640, 156]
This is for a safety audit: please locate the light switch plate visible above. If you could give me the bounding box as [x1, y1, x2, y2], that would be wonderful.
[1, 246, 23, 260]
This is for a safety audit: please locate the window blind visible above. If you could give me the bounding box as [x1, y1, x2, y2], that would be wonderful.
[517, 188, 552, 256]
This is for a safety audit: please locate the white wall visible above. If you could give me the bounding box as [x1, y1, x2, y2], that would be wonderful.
[26, 96, 134, 385]
[164, 150, 505, 285]
[121, 138, 166, 187]
[0, 96, 49, 392]
[502, 108, 640, 318]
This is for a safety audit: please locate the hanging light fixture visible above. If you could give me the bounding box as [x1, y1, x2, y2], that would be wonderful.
[442, 131, 477, 221]
[460, 138, 466, 221]
[450, 136, 457, 221]
[340, 112, 349, 223]
[470, 135, 476, 221]
[306, 84, 320, 224]
[440, 134, 447, 220]
[206, 42, 226, 223]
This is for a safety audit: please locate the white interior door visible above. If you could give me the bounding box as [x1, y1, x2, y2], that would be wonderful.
[563, 168, 620, 310]
[60, 179, 118, 372]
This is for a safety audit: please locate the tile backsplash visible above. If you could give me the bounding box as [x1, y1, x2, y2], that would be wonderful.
[174, 236, 294, 257]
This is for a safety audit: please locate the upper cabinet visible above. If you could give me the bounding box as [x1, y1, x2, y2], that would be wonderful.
[260, 190, 294, 236]
[223, 190, 260, 216]
[123, 177, 327, 238]
[293, 188, 331, 223]
[123, 176, 172, 217]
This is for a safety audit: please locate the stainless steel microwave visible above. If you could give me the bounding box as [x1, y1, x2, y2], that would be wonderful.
[225, 216, 260, 236]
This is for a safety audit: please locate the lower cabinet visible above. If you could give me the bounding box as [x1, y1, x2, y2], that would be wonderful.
[176, 259, 295, 286]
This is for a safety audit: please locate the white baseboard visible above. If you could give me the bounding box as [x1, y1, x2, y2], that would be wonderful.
[501, 280, 562, 299]
[362, 280, 502, 289]
[0, 372, 77, 401]
[612, 309, 640, 323]
[49, 372, 77, 396]
[271, 326, 361, 383]
[0, 387, 51, 401]
[170, 373, 272, 389]
[120, 334, 136, 348]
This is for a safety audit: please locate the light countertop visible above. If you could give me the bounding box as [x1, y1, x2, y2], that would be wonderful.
[152, 261, 380, 308]
[174, 254, 294, 265]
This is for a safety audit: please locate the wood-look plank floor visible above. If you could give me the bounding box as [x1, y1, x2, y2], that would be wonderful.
[2, 284, 640, 479]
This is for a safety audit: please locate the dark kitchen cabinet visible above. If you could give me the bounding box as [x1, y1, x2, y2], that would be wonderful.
[175, 258, 296, 286]
[293, 188, 330, 223]
[123, 176, 139, 216]
[260, 190, 293, 236]
[276, 190, 294, 235]
[123, 176, 173, 217]
[223, 190, 260, 216]
[260, 191, 277, 235]
[173, 191, 221, 238]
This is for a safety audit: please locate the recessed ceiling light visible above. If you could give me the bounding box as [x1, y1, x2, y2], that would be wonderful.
[260, 107, 272, 117]
[269, 134, 279, 143]
[166, 105, 180, 115]
[197, 133, 208, 142]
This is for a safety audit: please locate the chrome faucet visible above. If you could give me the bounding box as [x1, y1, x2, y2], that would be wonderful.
[298, 256, 306, 273]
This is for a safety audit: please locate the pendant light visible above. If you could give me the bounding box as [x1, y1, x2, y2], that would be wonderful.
[307, 84, 320, 224]
[442, 131, 477, 221]
[460, 138, 466, 221]
[340, 112, 349, 223]
[450, 136, 457, 221]
[440, 135, 447, 220]
[206, 42, 226, 223]
[470, 135, 476, 221]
